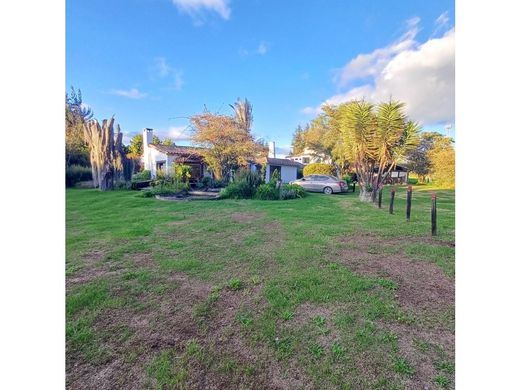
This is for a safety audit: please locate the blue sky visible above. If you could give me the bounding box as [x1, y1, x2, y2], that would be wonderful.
[66, 0, 455, 156]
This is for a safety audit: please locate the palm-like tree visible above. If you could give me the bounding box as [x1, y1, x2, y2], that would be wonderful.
[230, 98, 253, 133]
[324, 100, 420, 202]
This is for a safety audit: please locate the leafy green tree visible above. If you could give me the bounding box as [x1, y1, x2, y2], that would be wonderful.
[162, 137, 174, 146]
[128, 134, 143, 158]
[429, 136, 455, 188]
[65, 86, 93, 166]
[290, 125, 307, 155]
[324, 100, 420, 202]
[406, 132, 453, 183]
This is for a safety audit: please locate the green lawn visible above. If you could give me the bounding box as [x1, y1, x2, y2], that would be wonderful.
[66, 186, 455, 389]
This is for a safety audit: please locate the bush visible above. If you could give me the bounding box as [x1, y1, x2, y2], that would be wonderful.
[139, 181, 189, 198]
[66, 165, 92, 187]
[220, 170, 263, 199]
[303, 163, 335, 176]
[131, 170, 151, 182]
[407, 177, 418, 185]
[279, 184, 306, 200]
[342, 174, 352, 183]
[200, 176, 225, 189]
[255, 183, 278, 200]
[220, 180, 254, 199]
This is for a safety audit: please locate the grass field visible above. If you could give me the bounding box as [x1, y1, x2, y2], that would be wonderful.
[66, 186, 455, 389]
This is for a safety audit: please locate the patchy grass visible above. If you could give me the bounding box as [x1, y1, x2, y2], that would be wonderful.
[67, 186, 454, 389]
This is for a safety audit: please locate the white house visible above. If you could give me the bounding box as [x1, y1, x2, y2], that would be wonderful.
[142, 130, 302, 183]
[261, 142, 303, 183]
[286, 147, 331, 165]
[141, 128, 211, 180]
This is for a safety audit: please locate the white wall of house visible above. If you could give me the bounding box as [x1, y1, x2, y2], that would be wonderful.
[265, 164, 297, 183]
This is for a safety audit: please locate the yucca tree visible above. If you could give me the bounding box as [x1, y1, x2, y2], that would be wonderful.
[230, 98, 253, 133]
[324, 100, 420, 202]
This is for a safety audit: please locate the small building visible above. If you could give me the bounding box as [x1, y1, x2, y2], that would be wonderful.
[141, 128, 211, 180]
[375, 165, 409, 185]
[286, 148, 331, 165]
[260, 142, 304, 183]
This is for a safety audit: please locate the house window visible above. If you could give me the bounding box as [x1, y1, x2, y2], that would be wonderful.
[156, 161, 165, 172]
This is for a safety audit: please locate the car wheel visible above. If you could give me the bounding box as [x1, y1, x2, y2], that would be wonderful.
[323, 186, 333, 195]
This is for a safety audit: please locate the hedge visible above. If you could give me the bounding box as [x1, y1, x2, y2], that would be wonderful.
[303, 163, 335, 176]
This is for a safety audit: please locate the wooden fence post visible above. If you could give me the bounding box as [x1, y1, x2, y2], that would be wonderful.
[431, 192, 437, 236]
[406, 185, 412, 222]
[389, 187, 396, 214]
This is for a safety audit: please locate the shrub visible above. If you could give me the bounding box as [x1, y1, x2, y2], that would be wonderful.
[220, 170, 263, 199]
[131, 170, 151, 182]
[407, 177, 418, 185]
[66, 165, 92, 187]
[342, 174, 352, 183]
[220, 180, 254, 199]
[235, 169, 263, 188]
[279, 184, 307, 200]
[139, 181, 189, 198]
[303, 163, 335, 176]
[255, 183, 278, 200]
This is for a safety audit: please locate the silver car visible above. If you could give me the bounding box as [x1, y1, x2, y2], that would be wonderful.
[290, 175, 347, 194]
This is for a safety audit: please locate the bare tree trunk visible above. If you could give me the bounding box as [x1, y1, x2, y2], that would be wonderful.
[83, 118, 116, 191]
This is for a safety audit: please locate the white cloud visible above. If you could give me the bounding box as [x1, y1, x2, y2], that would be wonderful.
[171, 0, 231, 21]
[300, 106, 319, 115]
[152, 57, 172, 78]
[110, 88, 147, 99]
[257, 41, 268, 55]
[171, 70, 184, 91]
[432, 11, 450, 37]
[303, 20, 454, 126]
[334, 17, 420, 87]
[154, 126, 191, 142]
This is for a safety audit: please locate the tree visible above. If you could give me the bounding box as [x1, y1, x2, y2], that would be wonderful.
[66, 86, 93, 166]
[290, 125, 306, 155]
[324, 100, 420, 202]
[83, 118, 131, 190]
[162, 137, 174, 146]
[303, 163, 335, 176]
[230, 98, 253, 132]
[429, 138, 455, 188]
[190, 109, 263, 181]
[406, 132, 453, 183]
[128, 134, 143, 158]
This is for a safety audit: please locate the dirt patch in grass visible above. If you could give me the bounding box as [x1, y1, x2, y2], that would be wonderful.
[337, 233, 455, 389]
[67, 248, 120, 287]
[230, 211, 262, 224]
[125, 251, 156, 269]
[338, 233, 454, 314]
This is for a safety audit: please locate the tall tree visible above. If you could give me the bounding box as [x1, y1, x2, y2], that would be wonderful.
[429, 137, 455, 188]
[230, 98, 253, 132]
[162, 137, 174, 146]
[190, 110, 262, 180]
[128, 134, 143, 158]
[65, 86, 93, 166]
[289, 125, 306, 156]
[406, 132, 448, 182]
[324, 100, 420, 202]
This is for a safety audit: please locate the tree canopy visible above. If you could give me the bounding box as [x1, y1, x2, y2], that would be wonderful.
[65, 86, 94, 166]
[323, 100, 420, 201]
[190, 100, 263, 180]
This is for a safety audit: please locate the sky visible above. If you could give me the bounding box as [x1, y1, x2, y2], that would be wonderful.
[66, 0, 455, 157]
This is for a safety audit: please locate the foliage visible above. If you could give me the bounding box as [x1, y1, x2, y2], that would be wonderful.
[174, 164, 192, 183]
[139, 181, 189, 197]
[279, 184, 307, 200]
[162, 137, 174, 146]
[66, 164, 93, 187]
[128, 134, 143, 157]
[406, 132, 452, 183]
[255, 183, 279, 200]
[290, 125, 307, 155]
[227, 278, 243, 291]
[235, 169, 263, 188]
[323, 100, 420, 202]
[269, 168, 281, 185]
[190, 102, 264, 180]
[131, 170, 151, 182]
[66, 86, 93, 167]
[303, 163, 335, 176]
[429, 142, 455, 188]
